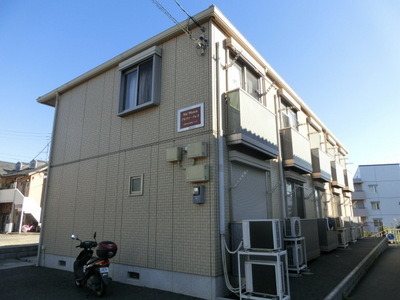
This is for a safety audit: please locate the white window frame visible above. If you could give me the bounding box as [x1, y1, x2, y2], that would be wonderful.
[227, 55, 260, 101]
[118, 46, 162, 116]
[368, 184, 378, 193]
[373, 218, 382, 228]
[129, 174, 144, 196]
[371, 201, 380, 210]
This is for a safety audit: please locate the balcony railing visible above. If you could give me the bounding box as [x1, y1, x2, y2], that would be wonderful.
[281, 127, 313, 173]
[352, 191, 366, 200]
[353, 207, 368, 217]
[0, 189, 24, 205]
[225, 89, 278, 158]
[311, 148, 332, 181]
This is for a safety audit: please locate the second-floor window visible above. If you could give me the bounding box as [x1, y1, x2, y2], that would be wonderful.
[227, 56, 260, 100]
[118, 46, 162, 116]
[281, 100, 298, 130]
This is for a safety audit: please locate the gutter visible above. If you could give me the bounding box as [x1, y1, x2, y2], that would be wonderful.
[37, 93, 60, 267]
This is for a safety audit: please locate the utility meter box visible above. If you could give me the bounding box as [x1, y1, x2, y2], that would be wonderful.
[193, 186, 205, 204]
[166, 147, 182, 162]
[186, 164, 209, 182]
[187, 142, 208, 159]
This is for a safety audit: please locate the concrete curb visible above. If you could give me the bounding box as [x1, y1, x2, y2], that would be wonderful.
[324, 237, 388, 300]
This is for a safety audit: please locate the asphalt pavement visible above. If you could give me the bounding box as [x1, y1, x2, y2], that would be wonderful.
[348, 244, 400, 300]
[1, 233, 400, 300]
[0, 265, 202, 300]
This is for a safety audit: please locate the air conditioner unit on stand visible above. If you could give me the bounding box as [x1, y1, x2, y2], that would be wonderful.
[284, 217, 301, 237]
[242, 219, 282, 251]
[338, 228, 349, 248]
[244, 260, 287, 297]
[286, 244, 304, 267]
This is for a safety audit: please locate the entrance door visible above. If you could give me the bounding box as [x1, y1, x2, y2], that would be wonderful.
[230, 162, 270, 222]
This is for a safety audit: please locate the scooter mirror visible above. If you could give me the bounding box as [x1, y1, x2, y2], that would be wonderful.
[94, 232, 97, 240]
[71, 234, 78, 240]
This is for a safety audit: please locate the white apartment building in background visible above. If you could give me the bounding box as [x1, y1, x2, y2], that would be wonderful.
[353, 164, 400, 233]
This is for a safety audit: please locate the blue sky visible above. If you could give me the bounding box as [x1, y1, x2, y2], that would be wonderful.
[0, 0, 399, 174]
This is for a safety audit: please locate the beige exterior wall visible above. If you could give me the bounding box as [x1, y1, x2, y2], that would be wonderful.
[43, 23, 222, 278]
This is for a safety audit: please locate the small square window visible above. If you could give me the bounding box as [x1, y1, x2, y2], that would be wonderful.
[373, 218, 382, 227]
[371, 201, 380, 210]
[368, 185, 378, 193]
[129, 175, 143, 196]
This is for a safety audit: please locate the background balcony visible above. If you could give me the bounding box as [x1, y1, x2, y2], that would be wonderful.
[225, 89, 278, 158]
[353, 207, 368, 217]
[352, 191, 366, 200]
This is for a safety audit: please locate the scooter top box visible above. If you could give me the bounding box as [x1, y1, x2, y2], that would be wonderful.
[97, 241, 118, 258]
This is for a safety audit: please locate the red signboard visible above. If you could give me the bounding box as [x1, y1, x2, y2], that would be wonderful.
[178, 103, 204, 132]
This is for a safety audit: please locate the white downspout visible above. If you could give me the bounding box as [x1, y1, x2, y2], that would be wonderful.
[216, 41, 225, 235]
[274, 94, 287, 219]
[37, 93, 60, 267]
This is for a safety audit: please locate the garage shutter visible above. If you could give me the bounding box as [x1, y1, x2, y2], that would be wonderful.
[231, 162, 268, 222]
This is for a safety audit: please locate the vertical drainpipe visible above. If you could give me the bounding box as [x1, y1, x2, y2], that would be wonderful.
[274, 94, 287, 219]
[216, 42, 225, 235]
[37, 92, 60, 267]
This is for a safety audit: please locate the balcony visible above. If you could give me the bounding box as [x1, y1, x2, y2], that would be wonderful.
[331, 161, 345, 188]
[311, 148, 332, 182]
[352, 191, 366, 200]
[343, 169, 354, 192]
[353, 207, 368, 217]
[281, 128, 313, 174]
[0, 189, 24, 205]
[225, 89, 278, 158]
[0, 189, 41, 228]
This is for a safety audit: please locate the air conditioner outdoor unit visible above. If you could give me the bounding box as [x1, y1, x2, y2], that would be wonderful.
[284, 217, 301, 237]
[334, 217, 341, 229]
[242, 219, 282, 251]
[244, 260, 287, 297]
[326, 217, 335, 230]
[338, 228, 349, 247]
[286, 244, 304, 267]
[350, 227, 357, 242]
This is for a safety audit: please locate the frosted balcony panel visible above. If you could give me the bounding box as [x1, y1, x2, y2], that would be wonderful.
[226, 89, 278, 158]
[281, 128, 312, 173]
[331, 161, 345, 187]
[311, 148, 332, 182]
[343, 169, 355, 192]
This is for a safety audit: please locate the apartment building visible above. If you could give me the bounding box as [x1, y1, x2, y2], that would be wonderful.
[37, 6, 354, 299]
[353, 163, 400, 233]
[0, 160, 46, 233]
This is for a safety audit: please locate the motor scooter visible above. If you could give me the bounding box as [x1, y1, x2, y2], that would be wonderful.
[71, 232, 117, 297]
